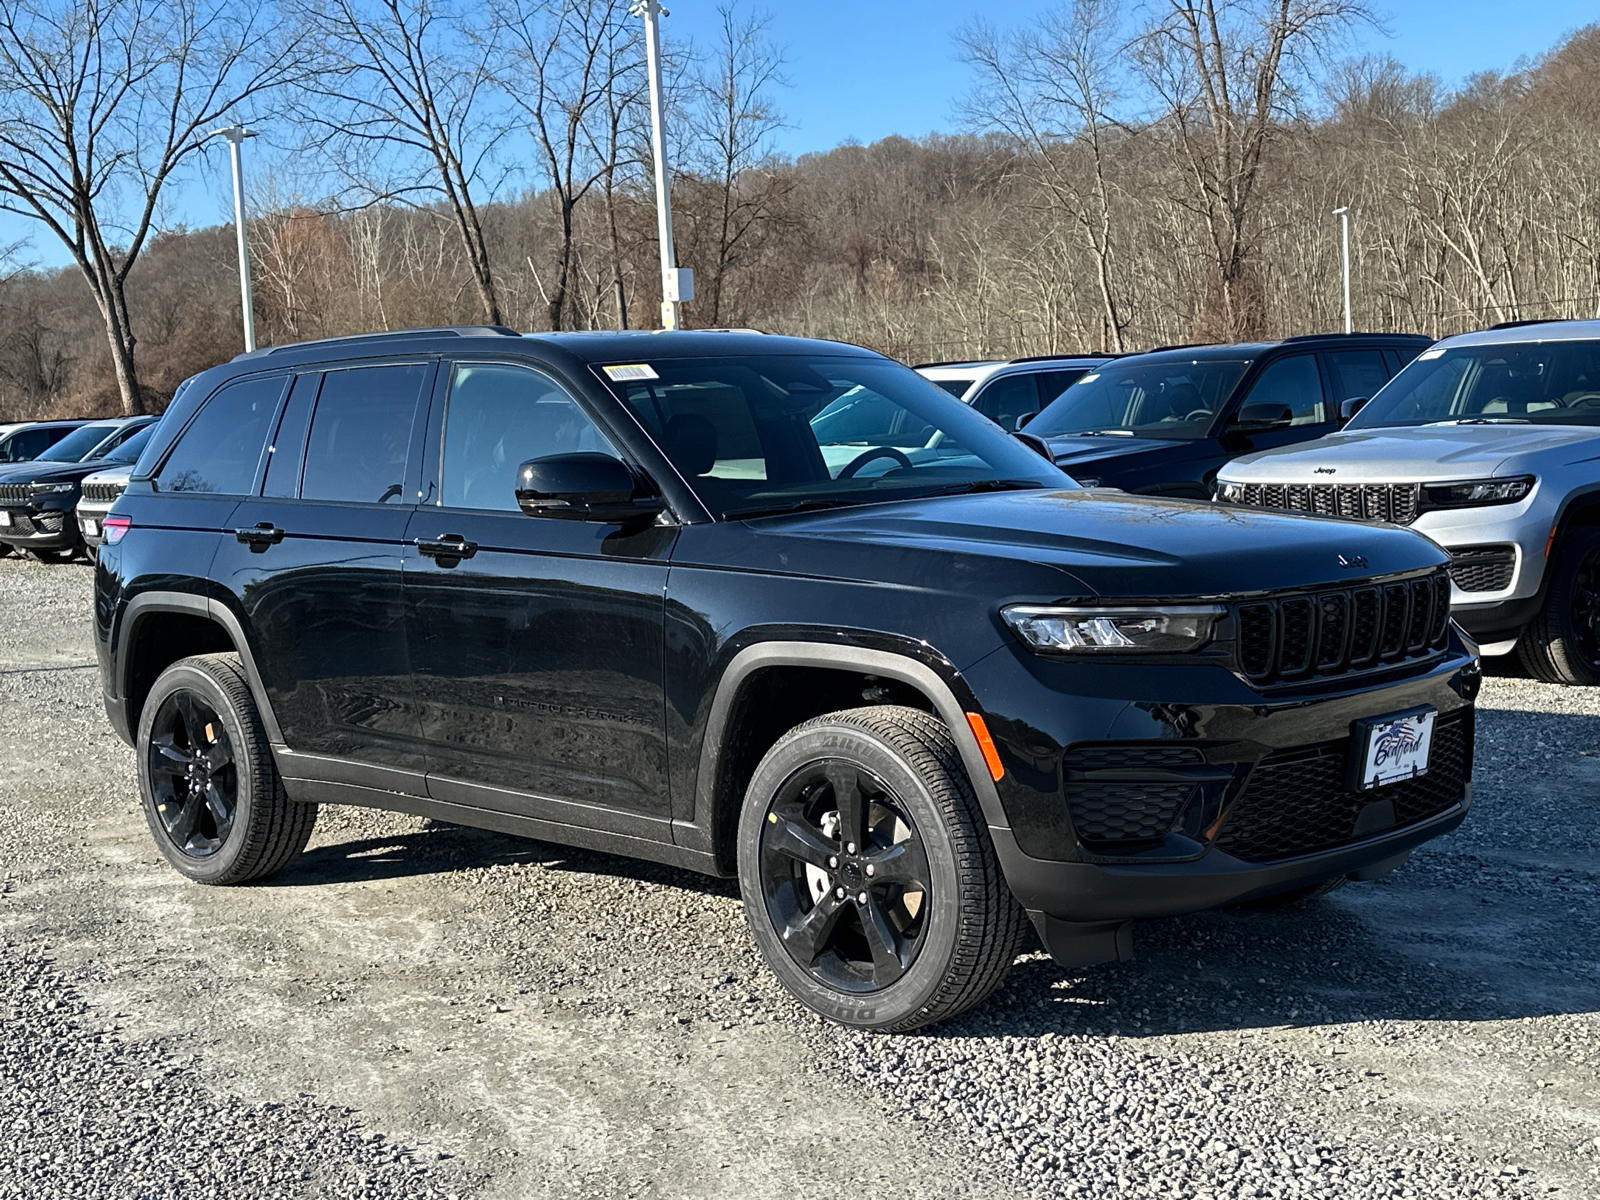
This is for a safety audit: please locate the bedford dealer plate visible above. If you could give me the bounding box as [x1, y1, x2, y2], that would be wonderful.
[80, 517, 98, 537]
[0, 510, 10, 527]
[1351, 706, 1436, 790]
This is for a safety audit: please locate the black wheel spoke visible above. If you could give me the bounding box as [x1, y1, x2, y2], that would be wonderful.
[862, 838, 930, 890]
[146, 687, 239, 860]
[204, 739, 234, 773]
[167, 791, 203, 846]
[781, 893, 847, 966]
[859, 895, 907, 986]
[151, 734, 193, 771]
[827, 765, 865, 850]
[175, 692, 204, 746]
[203, 782, 234, 842]
[767, 816, 835, 869]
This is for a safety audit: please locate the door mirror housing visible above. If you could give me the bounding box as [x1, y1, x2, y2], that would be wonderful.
[515, 453, 663, 523]
[1015, 411, 1037, 431]
[1339, 396, 1370, 423]
[1231, 403, 1294, 434]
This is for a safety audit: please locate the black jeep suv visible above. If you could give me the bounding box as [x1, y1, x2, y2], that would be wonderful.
[95, 327, 1478, 1031]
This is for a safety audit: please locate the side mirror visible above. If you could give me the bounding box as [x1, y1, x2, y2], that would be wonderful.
[515, 453, 662, 523]
[1013, 431, 1055, 462]
[1339, 396, 1369, 423]
[1016, 411, 1037, 431]
[1231, 403, 1294, 434]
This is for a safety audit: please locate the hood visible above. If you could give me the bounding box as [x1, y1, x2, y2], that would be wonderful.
[1042, 434, 1194, 472]
[80, 465, 133, 486]
[737, 489, 1444, 601]
[1220, 424, 1600, 483]
[0, 457, 117, 487]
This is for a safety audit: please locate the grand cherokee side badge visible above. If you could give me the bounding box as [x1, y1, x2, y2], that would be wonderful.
[1338, 554, 1368, 569]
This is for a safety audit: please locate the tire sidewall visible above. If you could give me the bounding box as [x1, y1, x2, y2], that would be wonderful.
[135, 661, 262, 884]
[736, 722, 966, 1030]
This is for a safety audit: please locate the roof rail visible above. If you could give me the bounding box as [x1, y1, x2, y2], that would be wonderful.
[1141, 341, 1217, 354]
[912, 358, 1001, 370]
[1278, 330, 1430, 342]
[234, 325, 521, 360]
[1007, 352, 1119, 364]
[1487, 317, 1591, 331]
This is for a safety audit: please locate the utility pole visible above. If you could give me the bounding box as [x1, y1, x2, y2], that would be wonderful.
[1333, 206, 1352, 335]
[632, 0, 692, 330]
[210, 126, 259, 352]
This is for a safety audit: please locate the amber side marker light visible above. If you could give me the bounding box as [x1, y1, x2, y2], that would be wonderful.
[1546, 524, 1558, 558]
[964, 712, 1005, 782]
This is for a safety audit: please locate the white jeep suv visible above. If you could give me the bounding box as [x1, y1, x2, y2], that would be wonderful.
[1216, 319, 1600, 683]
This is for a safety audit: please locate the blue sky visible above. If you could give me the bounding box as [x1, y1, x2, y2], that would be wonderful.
[4, 0, 1596, 269]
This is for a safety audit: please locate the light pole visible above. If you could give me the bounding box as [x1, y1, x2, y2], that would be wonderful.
[209, 126, 259, 352]
[632, 0, 692, 330]
[1333, 205, 1352, 335]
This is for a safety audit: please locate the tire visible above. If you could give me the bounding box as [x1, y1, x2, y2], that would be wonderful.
[736, 705, 1027, 1032]
[0, 543, 12, 559]
[1234, 875, 1347, 910]
[136, 653, 317, 884]
[1518, 525, 1600, 685]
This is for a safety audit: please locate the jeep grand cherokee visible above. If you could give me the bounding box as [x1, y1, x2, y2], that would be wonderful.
[94, 327, 1478, 1031]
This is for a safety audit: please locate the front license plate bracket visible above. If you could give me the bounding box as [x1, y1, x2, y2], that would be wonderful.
[1348, 706, 1436, 792]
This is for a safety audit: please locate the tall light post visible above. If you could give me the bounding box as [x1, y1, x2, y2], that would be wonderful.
[1333, 205, 1352, 335]
[632, 0, 692, 330]
[209, 125, 259, 352]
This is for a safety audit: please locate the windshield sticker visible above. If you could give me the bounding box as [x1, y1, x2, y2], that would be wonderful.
[1415, 347, 1445, 360]
[603, 363, 660, 381]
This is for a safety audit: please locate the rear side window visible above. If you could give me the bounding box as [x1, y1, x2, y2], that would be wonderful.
[972, 374, 1041, 429]
[300, 364, 427, 504]
[156, 377, 286, 495]
[1, 427, 61, 462]
[261, 373, 318, 498]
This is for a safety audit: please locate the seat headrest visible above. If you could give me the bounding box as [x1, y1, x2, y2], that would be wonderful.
[665, 414, 718, 477]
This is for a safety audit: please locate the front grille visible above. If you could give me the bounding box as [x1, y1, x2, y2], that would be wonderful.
[0, 483, 26, 504]
[1214, 710, 1471, 862]
[1228, 481, 1420, 525]
[1448, 545, 1516, 593]
[1063, 745, 1205, 847]
[1235, 569, 1450, 686]
[81, 480, 126, 504]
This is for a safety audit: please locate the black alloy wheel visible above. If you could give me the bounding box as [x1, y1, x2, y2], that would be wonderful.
[757, 760, 931, 992]
[1519, 526, 1600, 685]
[146, 688, 238, 858]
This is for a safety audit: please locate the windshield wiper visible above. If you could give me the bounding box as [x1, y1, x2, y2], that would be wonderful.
[918, 478, 1051, 498]
[1047, 428, 1136, 438]
[726, 498, 865, 520]
[1424, 418, 1531, 426]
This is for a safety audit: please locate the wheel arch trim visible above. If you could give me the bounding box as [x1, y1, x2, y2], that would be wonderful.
[117, 591, 285, 746]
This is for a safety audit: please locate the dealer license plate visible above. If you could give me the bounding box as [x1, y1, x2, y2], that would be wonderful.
[0, 510, 10, 527]
[80, 517, 99, 537]
[1351, 707, 1435, 790]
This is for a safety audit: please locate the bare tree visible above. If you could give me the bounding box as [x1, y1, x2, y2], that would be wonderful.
[1135, 0, 1374, 340]
[295, 0, 506, 325]
[0, 0, 306, 412]
[958, 0, 1133, 350]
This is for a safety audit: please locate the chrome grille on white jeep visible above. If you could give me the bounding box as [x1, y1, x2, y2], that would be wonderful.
[80, 480, 126, 504]
[1229, 481, 1420, 525]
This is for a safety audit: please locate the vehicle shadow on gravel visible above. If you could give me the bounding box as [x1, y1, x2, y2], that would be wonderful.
[272, 821, 740, 899]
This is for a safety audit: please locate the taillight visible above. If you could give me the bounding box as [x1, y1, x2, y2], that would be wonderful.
[103, 515, 131, 545]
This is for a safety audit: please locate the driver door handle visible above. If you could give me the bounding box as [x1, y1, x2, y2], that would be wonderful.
[416, 534, 478, 561]
[235, 522, 285, 550]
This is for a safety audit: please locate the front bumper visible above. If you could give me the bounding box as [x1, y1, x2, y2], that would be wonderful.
[0, 505, 78, 550]
[74, 501, 115, 549]
[1411, 505, 1548, 641]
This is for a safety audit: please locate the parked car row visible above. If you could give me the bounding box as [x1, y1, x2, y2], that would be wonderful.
[0, 416, 156, 560]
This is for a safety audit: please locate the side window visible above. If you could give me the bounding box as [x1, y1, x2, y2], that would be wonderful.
[972, 374, 1042, 429]
[1388, 345, 1427, 372]
[261, 373, 318, 498]
[442, 362, 619, 511]
[1243, 355, 1326, 425]
[1325, 350, 1390, 406]
[1036, 369, 1090, 407]
[4, 428, 57, 461]
[155, 376, 287, 495]
[301, 363, 428, 504]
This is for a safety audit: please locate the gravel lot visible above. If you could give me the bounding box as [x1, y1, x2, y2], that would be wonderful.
[1, 557, 1596, 1199]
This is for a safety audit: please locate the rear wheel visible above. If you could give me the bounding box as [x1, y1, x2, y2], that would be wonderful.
[136, 653, 317, 884]
[1518, 526, 1600, 685]
[737, 705, 1026, 1032]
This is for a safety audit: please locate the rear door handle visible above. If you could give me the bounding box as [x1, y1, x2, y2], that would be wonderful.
[416, 534, 478, 561]
[235, 522, 285, 550]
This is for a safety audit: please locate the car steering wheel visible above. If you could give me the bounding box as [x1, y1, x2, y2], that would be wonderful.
[1184, 409, 1212, 422]
[838, 446, 915, 478]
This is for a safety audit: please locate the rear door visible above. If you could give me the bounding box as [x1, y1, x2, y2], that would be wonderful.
[212, 360, 434, 771]
[403, 357, 674, 836]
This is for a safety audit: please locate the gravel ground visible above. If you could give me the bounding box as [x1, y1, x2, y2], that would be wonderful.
[1, 557, 1596, 1199]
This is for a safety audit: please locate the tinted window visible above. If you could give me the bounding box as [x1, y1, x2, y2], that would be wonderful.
[1030, 359, 1248, 438]
[301, 364, 427, 504]
[596, 355, 1068, 519]
[1244, 354, 1325, 425]
[441, 362, 619, 511]
[106, 425, 154, 464]
[972, 374, 1041, 430]
[1325, 349, 1390, 407]
[1, 427, 61, 462]
[38, 423, 121, 462]
[156, 378, 285, 494]
[1037, 369, 1092, 406]
[931, 379, 971, 399]
[1352, 340, 1600, 428]
[262, 374, 318, 498]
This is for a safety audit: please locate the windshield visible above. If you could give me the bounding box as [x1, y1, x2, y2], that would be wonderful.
[1028, 359, 1249, 438]
[37, 422, 121, 462]
[107, 425, 154, 464]
[594, 354, 1072, 519]
[1351, 340, 1600, 428]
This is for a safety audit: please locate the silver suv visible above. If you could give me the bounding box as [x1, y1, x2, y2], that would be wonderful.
[1215, 319, 1600, 684]
[917, 354, 1112, 431]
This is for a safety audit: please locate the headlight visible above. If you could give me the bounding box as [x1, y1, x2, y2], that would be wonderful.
[1423, 475, 1533, 507]
[1002, 604, 1225, 654]
[30, 482, 75, 495]
[1215, 481, 1245, 502]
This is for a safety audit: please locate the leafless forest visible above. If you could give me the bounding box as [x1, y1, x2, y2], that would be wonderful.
[2, 0, 1599, 419]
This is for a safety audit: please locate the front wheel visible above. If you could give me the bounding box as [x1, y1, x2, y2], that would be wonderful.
[1518, 526, 1600, 685]
[736, 705, 1026, 1032]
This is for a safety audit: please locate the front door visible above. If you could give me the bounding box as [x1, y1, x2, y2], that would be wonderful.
[403, 359, 674, 837]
